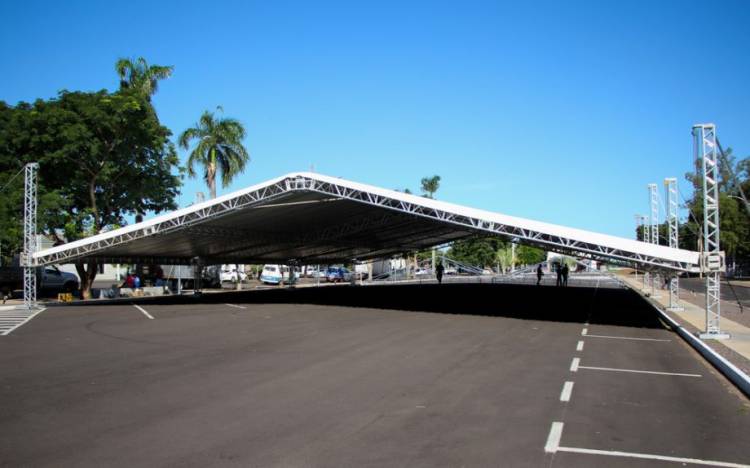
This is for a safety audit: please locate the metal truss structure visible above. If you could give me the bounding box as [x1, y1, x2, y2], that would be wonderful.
[22, 163, 39, 309]
[648, 183, 659, 245]
[693, 124, 728, 339]
[33, 172, 701, 274]
[664, 177, 683, 311]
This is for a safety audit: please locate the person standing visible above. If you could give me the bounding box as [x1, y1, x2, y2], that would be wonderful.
[562, 264, 569, 287]
[436, 262, 445, 284]
[536, 264, 544, 285]
[555, 264, 562, 287]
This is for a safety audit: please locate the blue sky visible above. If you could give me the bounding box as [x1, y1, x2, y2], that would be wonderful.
[1, 0, 749, 238]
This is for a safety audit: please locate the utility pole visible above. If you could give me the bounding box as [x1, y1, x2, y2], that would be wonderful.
[664, 178, 683, 311]
[22, 163, 39, 309]
[693, 123, 728, 339]
[648, 184, 661, 297]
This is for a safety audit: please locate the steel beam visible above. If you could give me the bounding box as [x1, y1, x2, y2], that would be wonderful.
[22, 163, 38, 309]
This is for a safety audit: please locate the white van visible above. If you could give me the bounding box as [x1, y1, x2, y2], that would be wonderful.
[260, 265, 297, 285]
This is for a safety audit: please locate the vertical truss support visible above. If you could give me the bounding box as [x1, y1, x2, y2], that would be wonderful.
[693, 124, 728, 339]
[22, 163, 39, 310]
[648, 183, 659, 245]
[664, 177, 683, 311]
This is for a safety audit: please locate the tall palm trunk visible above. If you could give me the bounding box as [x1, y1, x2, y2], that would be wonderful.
[207, 156, 217, 199]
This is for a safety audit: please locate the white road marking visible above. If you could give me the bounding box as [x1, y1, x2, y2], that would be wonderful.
[560, 381, 574, 402]
[581, 328, 588, 336]
[555, 446, 750, 467]
[584, 334, 670, 342]
[225, 303, 247, 309]
[544, 422, 564, 453]
[570, 357, 580, 372]
[133, 304, 154, 320]
[578, 365, 701, 377]
[576, 340, 584, 351]
[0, 308, 46, 336]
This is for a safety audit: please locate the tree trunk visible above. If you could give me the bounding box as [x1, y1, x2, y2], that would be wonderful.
[208, 151, 217, 199]
[75, 259, 98, 299]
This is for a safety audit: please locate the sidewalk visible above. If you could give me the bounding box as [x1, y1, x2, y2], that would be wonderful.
[618, 273, 750, 376]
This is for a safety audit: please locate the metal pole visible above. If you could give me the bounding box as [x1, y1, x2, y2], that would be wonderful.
[22, 163, 39, 309]
[665, 177, 683, 311]
[693, 124, 728, 339]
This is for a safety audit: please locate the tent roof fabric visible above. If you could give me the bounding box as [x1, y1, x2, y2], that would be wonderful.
[33, 172, 700, 271]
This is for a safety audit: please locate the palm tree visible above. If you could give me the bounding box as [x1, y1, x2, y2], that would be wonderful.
[178, 107, 249, 199]
[420, 175, 441, 199]
[115, 57, 174, 98]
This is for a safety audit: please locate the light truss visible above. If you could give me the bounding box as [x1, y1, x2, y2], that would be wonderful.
[665, 177, 682, 311]
[22, 163, 38, 309]
[693, 124, 727, 338]
[33, 172, 701, 272]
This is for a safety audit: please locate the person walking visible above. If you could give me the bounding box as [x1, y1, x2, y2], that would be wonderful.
[536, 264, 544, 285]
[562, 264, 569, 287]
[436, 262, 445, 284]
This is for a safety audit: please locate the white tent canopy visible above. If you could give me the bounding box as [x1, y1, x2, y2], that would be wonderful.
[33, 172, 700, 272]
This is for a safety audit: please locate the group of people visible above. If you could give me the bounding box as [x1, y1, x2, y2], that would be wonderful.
[536, 263, 569, 287]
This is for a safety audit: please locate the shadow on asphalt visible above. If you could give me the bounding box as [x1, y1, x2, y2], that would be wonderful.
[72, 283, 664, 329]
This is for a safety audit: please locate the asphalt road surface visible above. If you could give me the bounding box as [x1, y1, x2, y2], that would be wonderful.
[1, 283, 749, 467]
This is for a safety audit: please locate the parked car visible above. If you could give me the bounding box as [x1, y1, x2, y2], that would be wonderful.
[414, 268, 431, 276]
[326, 267, 352, 283]
[1, 259, 79, 298]
[260, 265, 297, 285]
[220, 268, 247, 282]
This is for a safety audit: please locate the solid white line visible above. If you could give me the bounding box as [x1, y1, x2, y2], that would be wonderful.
[578, 365, 701, 377]
[560, 381, 574, 402]
[584, 334, 670, 342]
[133, 304, 154, 320]
[544, 422, 564, 453]
[581, 328, 588, 336]
[556, 446, 750, 467]
[225, 303, 247, 309]
[570, 357, 580, 372]
[0, 308, 46, 336]
[576, 340, 584, 351]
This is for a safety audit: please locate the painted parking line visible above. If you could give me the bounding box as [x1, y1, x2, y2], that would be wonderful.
[584, 334, 670, 342]
[570, 357, 580, 372]
[577, 365, 701, 378]
[225, 303, 247, 310]
[576, 340, 584, 351]
[132, 304, 154, 320]
[581, 328, 588, 336]
[0, 308, 46, 336]
[544, 422, 749, 467]
[560, 381, 574, 402]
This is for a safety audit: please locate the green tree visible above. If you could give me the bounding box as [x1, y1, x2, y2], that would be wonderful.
[0, 90, 182, 298]
[115, 57, 173, 99]
[179, 107, 250, 199]
[516, 245, 546, 265]
[420, 175, 441, 199]
[448, 236, 505, 267]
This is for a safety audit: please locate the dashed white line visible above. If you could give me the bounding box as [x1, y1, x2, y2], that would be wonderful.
[225, 303, 247, 309]
[559, 381, 574, 402]
[581, 328, 588, 336]
[570, 357, 580, 372]
[133, 304, 154, 320]
[554, 446, 750, 467]
[576, 340, 584, 351]
[577, 365, 701, 378]
[584, 334, 670, 342]
[544, 422, 564, 453]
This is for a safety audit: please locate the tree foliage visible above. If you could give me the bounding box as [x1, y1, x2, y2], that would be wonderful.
[115, 57, 173, 99]
[179, 107, 249, 199]
[420, 175, 441, 199]
[0, 89, 182, 296]
[683, 147, 750, 267]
